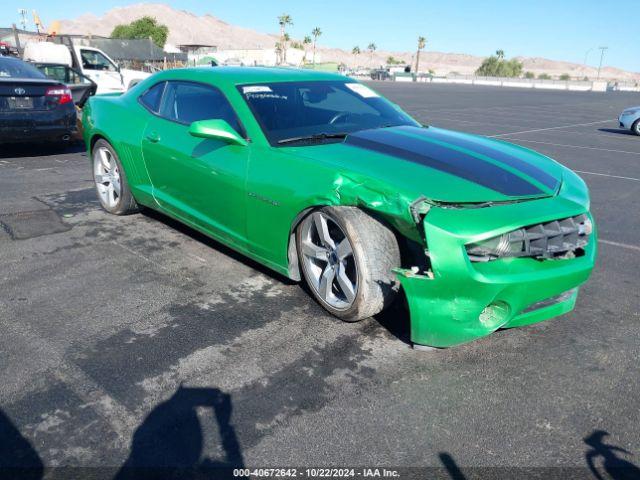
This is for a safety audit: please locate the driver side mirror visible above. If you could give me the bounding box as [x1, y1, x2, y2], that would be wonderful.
[189, 119, 248, 146]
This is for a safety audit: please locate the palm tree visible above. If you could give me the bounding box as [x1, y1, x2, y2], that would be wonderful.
[274, 41, 283, 65]
[495, 49, 505, 60]
[277, 14, 293, 65]
[283, 33, 291, 63]
[311, 27, 322, 65]
[415, 36, 426, 74]
[302, 35, 312, 64]
[367, 42, 377, 65]
[352, 46, 361, 67]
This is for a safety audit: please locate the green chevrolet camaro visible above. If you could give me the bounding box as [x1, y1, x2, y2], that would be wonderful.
[82, 67, 596, 348]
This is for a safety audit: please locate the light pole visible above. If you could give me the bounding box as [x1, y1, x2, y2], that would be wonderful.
[17, 8, 27, 31]
[596, 46, 608, 79]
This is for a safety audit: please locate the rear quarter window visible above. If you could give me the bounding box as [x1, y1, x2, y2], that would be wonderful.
[139, 82, 165, 113]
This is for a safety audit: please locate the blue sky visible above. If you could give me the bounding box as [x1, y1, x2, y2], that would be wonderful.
[4, 0, 637, 72]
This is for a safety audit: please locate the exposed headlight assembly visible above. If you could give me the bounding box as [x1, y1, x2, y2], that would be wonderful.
[466, 214, 592, 262]
[622, 109, 638, 116]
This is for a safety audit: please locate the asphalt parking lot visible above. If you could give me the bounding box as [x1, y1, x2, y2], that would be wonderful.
[1, 83, 639, 478]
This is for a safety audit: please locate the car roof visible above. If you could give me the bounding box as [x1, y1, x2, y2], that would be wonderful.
[0, 56, 25, 64]
[153, 66, 349, 86]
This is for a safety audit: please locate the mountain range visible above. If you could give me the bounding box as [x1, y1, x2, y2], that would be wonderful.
[57, 3, 639, 81]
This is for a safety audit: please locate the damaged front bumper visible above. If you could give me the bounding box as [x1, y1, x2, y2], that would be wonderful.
[395, 181, 597, 348]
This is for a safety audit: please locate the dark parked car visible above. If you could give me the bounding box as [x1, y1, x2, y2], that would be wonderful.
[0, 56, 76, 144]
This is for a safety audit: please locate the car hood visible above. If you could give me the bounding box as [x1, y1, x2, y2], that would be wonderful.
[286, 125, 564, 204]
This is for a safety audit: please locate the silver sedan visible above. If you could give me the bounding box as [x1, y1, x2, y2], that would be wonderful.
[619, 106, 640, 135]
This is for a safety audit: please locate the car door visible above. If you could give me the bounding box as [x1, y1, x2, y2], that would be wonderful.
[140, 80, 250, 249]
[78, 48, 124, 94]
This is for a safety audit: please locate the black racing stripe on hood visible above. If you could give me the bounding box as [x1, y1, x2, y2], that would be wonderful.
[400, 126, 559, 190]
[346, 129, 544, 197]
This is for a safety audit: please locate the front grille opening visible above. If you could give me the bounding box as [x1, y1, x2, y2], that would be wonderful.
[467, 214, 592, 262]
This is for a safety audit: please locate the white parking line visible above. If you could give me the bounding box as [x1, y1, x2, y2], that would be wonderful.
[574, 170, 640, 182]
[496, 138, 640, 156]
[599, 239, 640, 252]
[490, 119, 612, 137]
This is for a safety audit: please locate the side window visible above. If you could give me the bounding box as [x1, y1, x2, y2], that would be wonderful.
[80, 50, 117, 71]
[139, 82, 165, 113]
[159, 81, 242, 134]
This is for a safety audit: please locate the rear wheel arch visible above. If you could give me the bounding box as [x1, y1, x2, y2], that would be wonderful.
[92, 138, 139, 215]
[90, 133, 108, 151]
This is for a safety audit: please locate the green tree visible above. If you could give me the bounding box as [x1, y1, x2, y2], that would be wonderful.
[277, 14, 293, 65]
[311, 27, 322, 64]
[559, 73, 571, 81]
[387, 56, 406, 65]
[110, 16, 169, 48]
[283, 32, 291, 63]
[524, 71, 535, 79]
[538, 73, 551, 80]
[352, 46, 361, 66]
[475, 51, 523, 78]
[302, 36, 312, 63]
[415, 36, 426, 74]
[274, 41, 283, 64]
[367, 42, 377, 64]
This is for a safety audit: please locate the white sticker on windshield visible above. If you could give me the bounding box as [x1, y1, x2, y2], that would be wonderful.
[243, 85, 272, 94]
[345, 83, 379, 98]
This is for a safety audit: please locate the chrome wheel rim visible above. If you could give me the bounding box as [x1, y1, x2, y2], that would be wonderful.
[300, 212, 358, 309]
[93, 146, 121, 209]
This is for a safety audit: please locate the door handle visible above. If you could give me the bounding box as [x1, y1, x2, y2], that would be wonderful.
[145, 131, 160, 143]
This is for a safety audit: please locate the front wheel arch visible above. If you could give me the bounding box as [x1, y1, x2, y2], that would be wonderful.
[295, 206, 401, 320]
[287, 206, 322, 281]
[286, 205, 401, 281]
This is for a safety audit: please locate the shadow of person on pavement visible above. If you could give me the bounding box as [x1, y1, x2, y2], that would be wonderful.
[438, 452, 467, 480]
[0, 408, 43, 480]
[585, 430, 640, 480]
[115, 385, 244, 480]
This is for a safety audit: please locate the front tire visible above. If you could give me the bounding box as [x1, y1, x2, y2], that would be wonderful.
[632, 119, 640, 136]
[92, 139, 139, 215]
[296, 207, 400, 321]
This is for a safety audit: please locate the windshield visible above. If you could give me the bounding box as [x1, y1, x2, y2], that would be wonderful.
[0, 58, 47, 79]
[238, 81, 419, 145]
